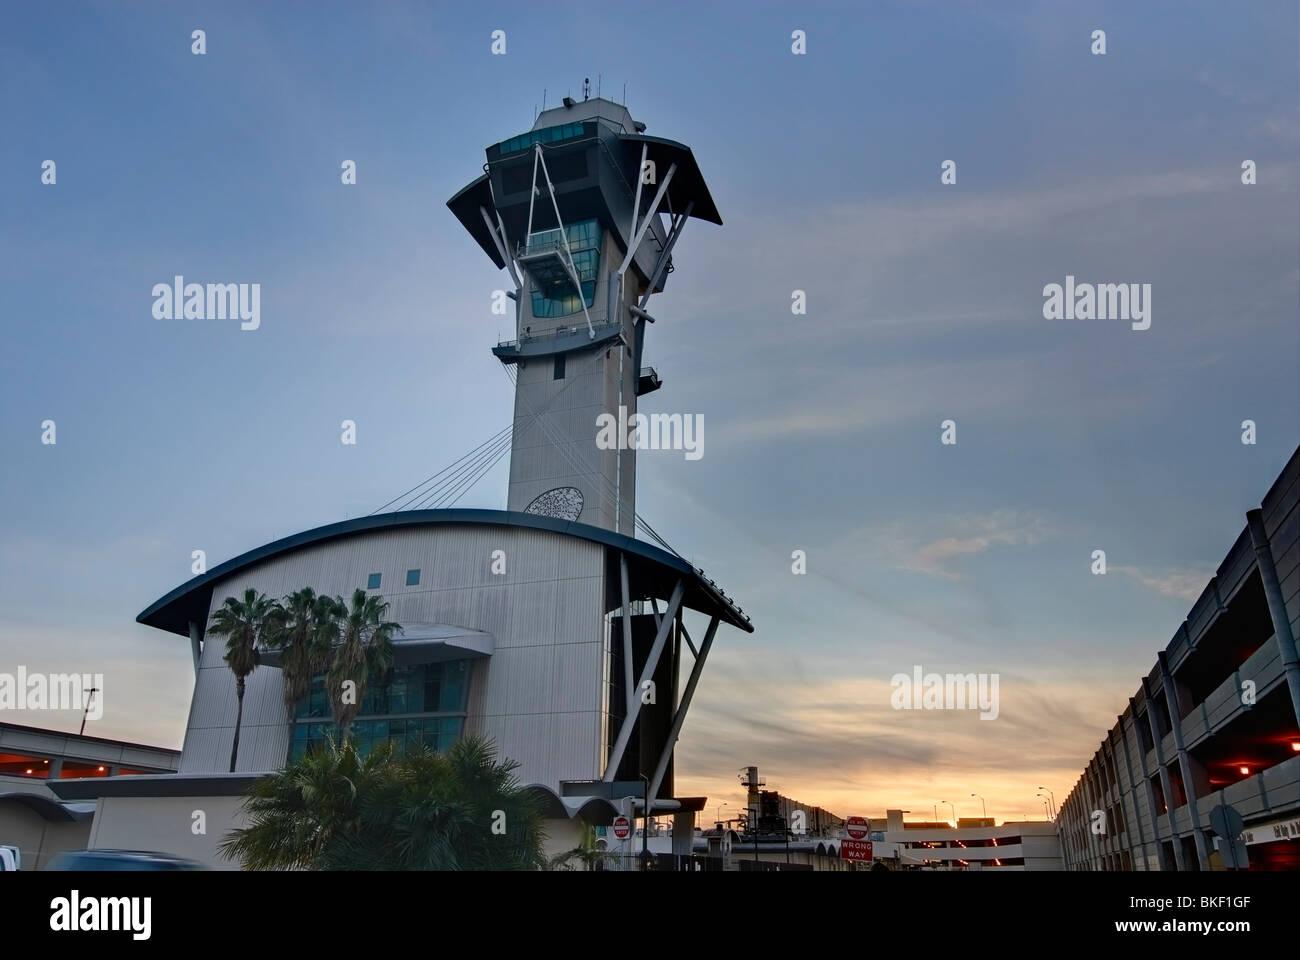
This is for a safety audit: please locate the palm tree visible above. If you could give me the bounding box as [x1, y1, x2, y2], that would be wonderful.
[264, 588, 334, 728]
[219, 736, 547, 870]
[218, 735, 377, 871]
[325, 589, 399, 743]
[208, 588, 279, 772]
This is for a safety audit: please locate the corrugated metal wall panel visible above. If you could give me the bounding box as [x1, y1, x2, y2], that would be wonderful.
[179, 525, 608, 790]
[177, 728, 223, 773]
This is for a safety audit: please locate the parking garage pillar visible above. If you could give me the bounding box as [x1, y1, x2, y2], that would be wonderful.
[1246, 509, 1300, 728]
[1144, 695, 1184, 871]
[1158, 651, 1209, 869]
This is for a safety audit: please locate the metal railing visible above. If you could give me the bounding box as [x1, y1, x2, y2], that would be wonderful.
[518, 237, 569, 259]
[495, 319, 619, 350]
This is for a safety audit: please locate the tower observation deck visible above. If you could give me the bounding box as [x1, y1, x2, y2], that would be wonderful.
[448, 95, 721, 536]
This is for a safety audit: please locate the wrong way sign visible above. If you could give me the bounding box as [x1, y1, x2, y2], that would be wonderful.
[841, 839, 873, 862]
[612, 816, 631, 840]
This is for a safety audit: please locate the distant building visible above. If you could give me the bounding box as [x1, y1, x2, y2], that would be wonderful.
[873, 809, 1062, 871]
[0, 722, 178, 870]
[733, 765, 845, 837]
[1058, 447, 1300, 871]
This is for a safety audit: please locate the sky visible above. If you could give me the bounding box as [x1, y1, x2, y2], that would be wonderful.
[2, 1, 1297, 825]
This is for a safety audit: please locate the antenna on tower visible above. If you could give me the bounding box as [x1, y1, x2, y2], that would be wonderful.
[622, 82, 626, 105]
[597, 74, 601, 98]
[583, 77, 590, 101]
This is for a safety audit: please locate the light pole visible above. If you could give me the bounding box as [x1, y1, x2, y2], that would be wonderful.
[80, 687, 99, 736]
[970, 793, 986, 820]
[1037, 796, 1050, 819]
[716, 801, 728, 826]
[619, 795, 639, 871]
[940, 800, 956, 823]
[639, 774, 653, 871]
[1038, 786, 1056, 819]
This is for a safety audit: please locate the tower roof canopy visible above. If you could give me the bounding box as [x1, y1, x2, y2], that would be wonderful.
[617, 133, 722, 226]
[446, 173, 506, 268]
[447, 131, 722, 270]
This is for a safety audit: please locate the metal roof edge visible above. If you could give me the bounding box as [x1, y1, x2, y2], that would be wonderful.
[138, 509, 752, 636]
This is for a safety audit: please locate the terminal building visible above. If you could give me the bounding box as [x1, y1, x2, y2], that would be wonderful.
[1058, 447, 1300, 871]
[48, 93, 752, 868]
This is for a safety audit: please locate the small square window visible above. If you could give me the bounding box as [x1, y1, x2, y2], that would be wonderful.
[406, 568, 420, 586]
[366, 572, 381, 589]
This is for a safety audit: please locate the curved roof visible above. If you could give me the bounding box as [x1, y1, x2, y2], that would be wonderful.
[137, 508, 752, 636]
[617, 133, 722, 226]
[0, 792, 95, 822]
[446, 173, 506, 268]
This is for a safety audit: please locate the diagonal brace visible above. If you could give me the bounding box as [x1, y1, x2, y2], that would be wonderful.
[602, 579, 685, 781]
[648, 615, 720, 801]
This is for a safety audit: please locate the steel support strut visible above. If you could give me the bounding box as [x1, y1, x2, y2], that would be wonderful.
[648, 615, 720, 801]
[603, 579, 685, 781]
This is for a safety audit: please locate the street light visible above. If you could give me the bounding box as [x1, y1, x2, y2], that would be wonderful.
[617, 794, 642, 871]
[940, 800, 956, 822]
[716, 801, 728, 825]
[970, 793, 986, 820]
[639, 774, 653, 871]
[1037, 796, 1050, 819]
[80, 687, 99, 736]
[1037, 792, 1056, 820]
[1038, 786, 1056, 819]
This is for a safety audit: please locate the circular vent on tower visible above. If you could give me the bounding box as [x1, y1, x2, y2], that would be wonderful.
[524, 486, 584, 522]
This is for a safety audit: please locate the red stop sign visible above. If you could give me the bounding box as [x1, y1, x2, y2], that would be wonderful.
[846, 816, 869, 840]
[613, 816, 631, 839]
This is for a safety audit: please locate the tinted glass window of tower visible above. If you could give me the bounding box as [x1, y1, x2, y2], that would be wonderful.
[528, 220, 601, 318]
[496, 122, 588, 156]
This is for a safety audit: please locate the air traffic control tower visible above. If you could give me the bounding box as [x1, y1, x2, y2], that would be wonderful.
[448, 93, 721, 536]
[98, 94, 746, 871]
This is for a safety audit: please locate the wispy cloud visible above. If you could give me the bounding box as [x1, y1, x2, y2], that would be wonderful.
[1112, 565, 1211, 602]
[834, 511, 1054, 582]
[675, 651, 1131, 820]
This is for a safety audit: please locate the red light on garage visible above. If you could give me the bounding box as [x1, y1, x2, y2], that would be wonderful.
[1239, 766, 1250, 775]
[1291, 742, 1300, 752]
[97, 766, 105, 772]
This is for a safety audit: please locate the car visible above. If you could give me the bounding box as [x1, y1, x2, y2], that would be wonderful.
[44, 849, 205, 871]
